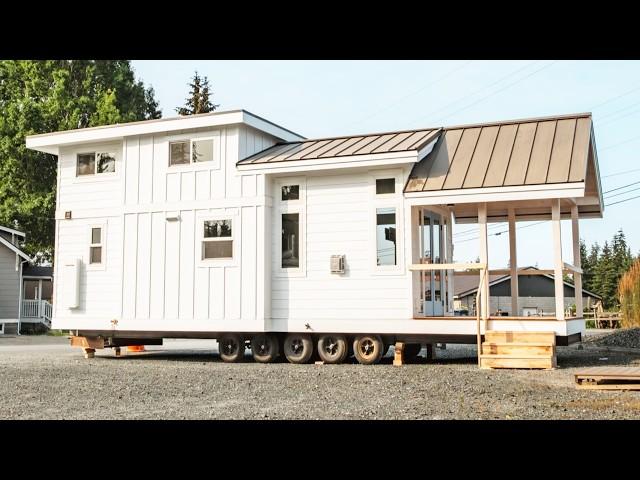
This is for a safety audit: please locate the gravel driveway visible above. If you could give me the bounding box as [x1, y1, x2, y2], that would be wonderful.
[1, 335, 640, 419]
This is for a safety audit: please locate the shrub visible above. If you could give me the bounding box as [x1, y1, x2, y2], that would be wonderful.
[619, 258, 640, 328]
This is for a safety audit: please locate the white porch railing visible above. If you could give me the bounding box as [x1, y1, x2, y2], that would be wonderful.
[21, 299, 53, 327]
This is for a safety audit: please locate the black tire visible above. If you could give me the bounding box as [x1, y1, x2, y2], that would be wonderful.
[402, 343, 422, 363]
[218, 334, 245, 363]
[251, 334, 280, 363]
[283, 333, 314, 364]
[317, 334, 349, 364]
[353, 335, 384, 365]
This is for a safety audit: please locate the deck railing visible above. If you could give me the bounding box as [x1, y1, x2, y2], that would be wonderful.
[21, 299, 53, 326]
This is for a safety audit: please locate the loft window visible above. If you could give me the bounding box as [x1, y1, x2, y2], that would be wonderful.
[77, 152, 116, 176]
[376, 178, 395, 194]
[89, 227, 103, 264]
[281, 185, 300, 201]
[202, 220, 233, 260]
[376, 207, 396, 266]
[170, 138, 214, 166]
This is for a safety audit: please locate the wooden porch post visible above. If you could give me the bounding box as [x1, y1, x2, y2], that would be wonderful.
[508, 208, 518, 317]
[478, 203, 489, 320]
[446, 209, 455, 314]
[551, 199, 565, 321]
[571, 204, 583, 318]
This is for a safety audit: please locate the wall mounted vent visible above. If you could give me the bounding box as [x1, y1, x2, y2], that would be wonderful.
[330, 255, 345, 274]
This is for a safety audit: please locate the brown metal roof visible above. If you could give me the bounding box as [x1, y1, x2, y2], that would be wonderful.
[404, 113, 593, 193]
[237, 128, 441, 165]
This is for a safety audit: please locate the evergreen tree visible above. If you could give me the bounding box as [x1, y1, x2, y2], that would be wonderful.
[176, 71, 219, 115]
[0, 60, 161, 261]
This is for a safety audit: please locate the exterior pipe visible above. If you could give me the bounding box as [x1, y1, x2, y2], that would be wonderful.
[17, 259, 28, 335]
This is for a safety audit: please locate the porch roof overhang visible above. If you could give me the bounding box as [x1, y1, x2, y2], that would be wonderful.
[403, 113, 603, 220]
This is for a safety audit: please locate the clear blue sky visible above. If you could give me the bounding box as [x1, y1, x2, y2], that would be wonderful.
[132, 60, 640, 268]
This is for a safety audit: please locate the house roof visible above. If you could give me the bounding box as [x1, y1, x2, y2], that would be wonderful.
[0, 235, 31, 262]
[454, 266, 602, 299]
[0, 225, 25, 238]
[236, 127, 441, 165]
[26, 110, 305, 155]
[23, 265, 53, 277]
[404, 112, 593, 192]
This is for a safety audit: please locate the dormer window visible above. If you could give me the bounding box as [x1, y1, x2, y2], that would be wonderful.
[76, 152, 116, 176]
[169, 138, 214, 166]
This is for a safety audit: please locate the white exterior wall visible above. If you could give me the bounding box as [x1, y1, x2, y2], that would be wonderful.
[269, 167, 414, 333]
[52, 125, 277, 332]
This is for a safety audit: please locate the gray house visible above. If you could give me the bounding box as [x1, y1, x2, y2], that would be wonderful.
[454, 266, 602, 317]
[0, 225, 53, 334]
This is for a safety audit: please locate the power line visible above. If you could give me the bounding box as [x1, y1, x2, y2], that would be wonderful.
[600, 133, 640, 151]
[606, 194, 640, 207]
[603, 180, 640, 194]
[342, 61, 473, 130]
[605, 185, 640, 200]
[590, 82, 640, 111]
[434, 61, 558, 124]
[602, 168, 640, 178]
[408, 61, 539, 126]
[454, 221, 548, 244]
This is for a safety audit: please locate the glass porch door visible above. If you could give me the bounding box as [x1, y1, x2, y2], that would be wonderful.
[420, 209, 446, 316]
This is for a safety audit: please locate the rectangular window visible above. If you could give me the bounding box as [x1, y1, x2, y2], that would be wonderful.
[282, 213, 299, 268]
[170, 138, 215, 166]
[202, 220, 233, 260]
[89, 227, 103, 264]
[281, 185, 300, 201]
[76, 152, 116, 176]
[376, 178, 395, 194]
[376, 207, 396, 266]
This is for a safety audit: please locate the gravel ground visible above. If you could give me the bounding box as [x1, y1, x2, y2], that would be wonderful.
[583, 328, 640, 349]
[1, 335, 640, 420]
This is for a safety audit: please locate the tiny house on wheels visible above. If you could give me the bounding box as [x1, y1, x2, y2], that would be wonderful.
[25, 110, 604, 368]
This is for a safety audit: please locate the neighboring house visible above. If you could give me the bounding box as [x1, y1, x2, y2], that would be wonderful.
[25, 110, 604, 365]
[454, 267, 602, 316]
[0, 225, 53, 335]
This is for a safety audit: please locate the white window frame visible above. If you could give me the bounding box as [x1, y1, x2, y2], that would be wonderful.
[197, 212, 238, 267]
[69, 143, 120, 183]
[167, 131, 220, 170]
[87, 222, 107, 271]
[370, 169, 404, 275]
[275, 176, 306, 278]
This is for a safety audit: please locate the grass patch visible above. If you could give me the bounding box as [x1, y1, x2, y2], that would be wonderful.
[47, 329, 69, 337]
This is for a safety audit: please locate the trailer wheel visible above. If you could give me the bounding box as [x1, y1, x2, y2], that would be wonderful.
[251, 334, 280, 363]
[353, 335, 384, 365]
[317, 334, 348, 364]
[218, 334, 245, 363]
[283, 333, 314, 364]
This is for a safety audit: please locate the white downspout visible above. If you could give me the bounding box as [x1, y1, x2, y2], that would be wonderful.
[17, 259, 28, 335]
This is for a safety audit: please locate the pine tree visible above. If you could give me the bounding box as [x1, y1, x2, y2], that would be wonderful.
[176, 71, 219, 115]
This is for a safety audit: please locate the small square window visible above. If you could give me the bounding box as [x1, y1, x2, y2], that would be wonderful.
[91, 228, 101, 244]
[170, 141, 190, 166]
[97, 152, 116, 173]
[192, 139, 214, 163]
[77, 153, 96, 176]
[90, 246, 102, 264]
[282, 185, 300, 201]
[376, 178, 395, 194]
[202, 219, 233, 261]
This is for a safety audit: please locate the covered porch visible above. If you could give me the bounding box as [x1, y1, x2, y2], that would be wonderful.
[402, 112, 603, 343]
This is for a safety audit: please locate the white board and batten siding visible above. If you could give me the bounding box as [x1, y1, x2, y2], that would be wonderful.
[269, 167, 416, 333]
[53, 125, 278, 332]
